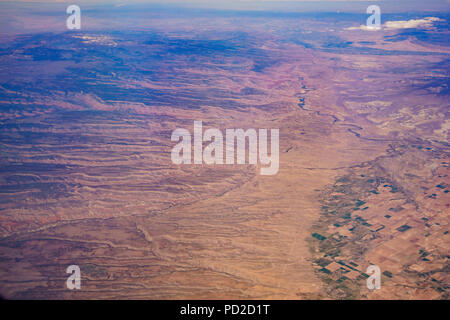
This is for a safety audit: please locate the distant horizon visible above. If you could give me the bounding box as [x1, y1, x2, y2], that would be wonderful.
[0, 0, 449, 13]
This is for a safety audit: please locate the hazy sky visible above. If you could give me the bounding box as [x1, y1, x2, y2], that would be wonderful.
[0, 0, 448, 12]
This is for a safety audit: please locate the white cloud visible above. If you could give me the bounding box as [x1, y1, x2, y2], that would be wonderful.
[346, 17, 444, 31]
[346, 25, 380, 31]
[384, 17, 443, 29]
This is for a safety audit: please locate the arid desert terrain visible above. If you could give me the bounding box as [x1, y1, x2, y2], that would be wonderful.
[0, 3, 448, 299]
